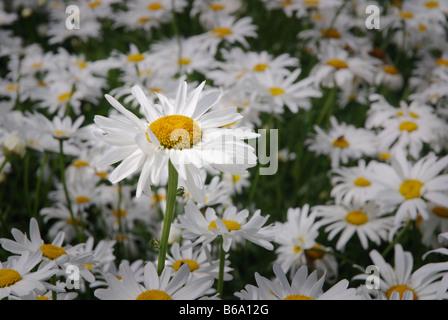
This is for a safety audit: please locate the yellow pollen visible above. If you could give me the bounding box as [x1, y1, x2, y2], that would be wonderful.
[379, 152, 391, 161]
[53, 130, 69, 137]
[72, 159, 89, 167]
[75, 196, 90, 203]
[172, 259, 200, 272]
[354, 177, 371, 187]
[419, 23, 427, 32]
[305, 244, 325, 260]
[432, 206, 448, 218]
[233, 175, 241, 183]
[82, 263, 94, 270]
[399, 179, 424, 200]
[127, 53, 145, 62]
[152, 194, 165, 202]
[253, 63, 269, 72]
[284, 294, 314, 300]
[269, 87, 285, 96]
[345, 210, 368, 225]
[332, 136, 350, 148]
[38, 80, 46, 87]
[387, 285, 418, 300]
[436, 59, 448, 67]
[136, 289, 172, 300]
[409, 111, 419, 118]
[208, 219, 241, 231]
[282, 0, 293, 6]
[304, 0, 320, 6]
[398, 11, 414, 19]
[321, 28, 341, 39]
[312, 12, 324, 21]
[6, 84, 17, 92]
[148, 115, 201, 150]
[399, 121, 418, 132]
[0, 269, 22, 288]
[425, 1, 439, 8]
[66, 217, 81, 226]
[147, 3, 163, 10]
[138, 17, 150, 23]
[112, 209, 127, 218]
[89, 1, 102, 8]
[40, 244, 67, 260]
[96, 171, 108, 179]
[326, 59, 348, 69]
[178, 58, 191, 65]
[57, 92, 71, 102]
[36, 296, 49, 300]
[382, 65, 399, 75]
[150, 87, 163, 93]
[32, 62, 43, 69]
[212, 27, 233, 38]
[210, 4, 225, 11]
[75, 61, 87, 69]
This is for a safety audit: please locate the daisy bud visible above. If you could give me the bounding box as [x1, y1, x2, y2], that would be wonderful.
[2, 131, 27, 159]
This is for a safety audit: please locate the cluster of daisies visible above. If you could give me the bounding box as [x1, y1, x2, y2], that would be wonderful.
[1, 0, 448, 301]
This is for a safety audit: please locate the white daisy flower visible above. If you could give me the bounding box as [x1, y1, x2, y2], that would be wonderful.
[0, 251, 58, 300]
[353, 244, 448, 300]
[176, 201, 276, 252]
[238, 264, 362, 300]
[93, 80, 259, 202]
[94, 260, 214, 300]
[306, 116, 377, 168]
[369, 150, 448, 226]
[313, 200, 395, 251]
[419, 202, 448, 248]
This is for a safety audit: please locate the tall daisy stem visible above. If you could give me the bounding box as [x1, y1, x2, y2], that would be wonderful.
[157, 160, 178, 275]
[58, 139, 82, 243]
[217, 238, 226, 298]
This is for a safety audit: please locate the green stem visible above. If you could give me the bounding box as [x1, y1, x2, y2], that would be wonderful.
[51, 275, 57, 300]
[58, 139, 82, 243]
[316, 86, 337, 127]
[382, 222, 411, 258]
[0, 156, 8, 174]
[217, 238, 226, 298]
[24, 151, 32, 216]
[157, 160, 178, 275]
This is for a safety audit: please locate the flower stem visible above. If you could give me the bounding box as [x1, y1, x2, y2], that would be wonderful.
[217, 238, 226, 298]
[382, 222, 411, 258]
[157, 160, 178, 275]
[0, 156, 8, 174]
[33, 151, 47, 219]
[58, 139, 82, 243]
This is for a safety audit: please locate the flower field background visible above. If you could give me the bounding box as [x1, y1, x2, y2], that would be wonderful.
[1, 0, 448, 301]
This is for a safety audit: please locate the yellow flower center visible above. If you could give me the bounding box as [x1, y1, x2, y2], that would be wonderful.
[208, 219, 241, 231]
[284, 294, 314, 300]
[382, 65, 399, 75]
[36, 296, 49, 300]
[387, 285, 418, 300]
[436, 59, 448, 67]
[345, 210, 368, 225]
[40, 244, 67, 260]
[326, 59, 348, 69]
[0, 269, 22, 288]
[305, 244, 325, 260]
[253, 63, 269, 72]
[321, 28, 341, 39]
[212, 27, 233, 38]
[112, 209, 127, 218]
[136, 289, 172, 300]
[178, 58, 191, 65]
[293, 237, 305, 253]
[96, 171, 108, 179]
[75, 61, 87, 69]
[210, 4, 225, 11]
[172, 259, 200, 272]
[127, 53, 145, 62]
[57, 92, 71, 102]
[399, 121, 418, 132]
[353, 177, 371, 187]
[269, 87, 285, 96]
[432, 206, 448, 218]
[419, 23, 427, 32]
[233, 175, 241, 183]
[138, 17, 150, 23]
[399, 179, 424, 199]
[304, 0, 319, 6]
[379, 152, 391, 161]
[148, 115, 201, 150]
[89, 1, 102, 8]
[72, 159, 89, 168]
[147, 3, 163, 10]
[75, 196, 90, 203]
[425, 1, 439, 8]
[282, 0, 293, 6]
[66, 217, 81, 226]
[32, 62, 43, 69]
[332, 136, 350, 148]
[398, 11, 414, 19]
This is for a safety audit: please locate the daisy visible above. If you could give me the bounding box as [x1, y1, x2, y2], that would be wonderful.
[93, 80, 259, 202]
[369, 150, 448, 226]
[329, 159, 384, 205]
[237, 264, 362, 300]
[273, 204, 322, 276]
[165, 240, 233, 281]
[190, 0, 242, 29]
[306, 116, 377, 168]
[0, 251, 58, 300]
[176, 201, 276, 252]
[353, 244, 448, 300]
[312, 200, 395, 251]
[35, 113, 85, 141]
[419, 202, 448, 248]
[94, 260, 214, 300]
